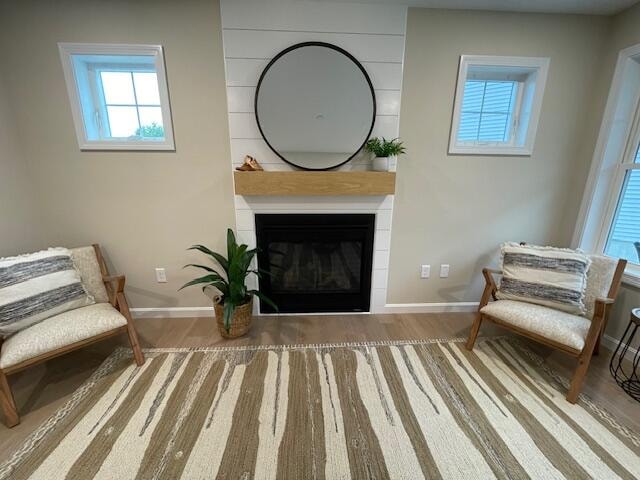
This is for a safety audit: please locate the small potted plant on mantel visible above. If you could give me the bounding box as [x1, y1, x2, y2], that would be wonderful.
[364, 137, 406, 172]
[180, 229, 277, 338]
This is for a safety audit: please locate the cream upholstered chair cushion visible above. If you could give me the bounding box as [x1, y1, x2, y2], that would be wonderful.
[70, 246, 109, 303]
[0, 303, 127, 369]
[481, 300, 590, 351]
[583, 254, 618, 320]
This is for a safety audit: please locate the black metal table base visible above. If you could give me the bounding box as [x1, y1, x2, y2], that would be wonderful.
[609, 309, 640, 402]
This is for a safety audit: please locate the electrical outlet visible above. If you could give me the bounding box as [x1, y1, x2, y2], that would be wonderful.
[420, 264, 430, 279]
[155, 268, 167, 283]
[440, 264, 450, 278]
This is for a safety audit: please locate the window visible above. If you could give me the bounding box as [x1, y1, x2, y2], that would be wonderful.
[575, 44, 640, 286]
[603, 112, 640, 266]
[449, 55, 550, 156]
[59, 43, 174, 150]
[458, 80, 518, 142]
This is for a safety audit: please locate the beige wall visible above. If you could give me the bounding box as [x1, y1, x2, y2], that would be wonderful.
[0, 75, 47, 256]
[0, 0, 637, 323]
[593, 3, 640, 340]
[0, 0, 236, 308]
[388, 9, 611, 303]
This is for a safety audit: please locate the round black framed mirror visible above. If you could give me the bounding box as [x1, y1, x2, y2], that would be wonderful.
[255, 42, 376, 171]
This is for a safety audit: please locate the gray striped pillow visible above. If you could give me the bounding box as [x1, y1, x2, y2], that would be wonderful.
[496, 243, 591, 315]
[0, 248, 95, 336]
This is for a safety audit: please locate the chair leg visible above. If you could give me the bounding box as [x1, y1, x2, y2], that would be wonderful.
[566, 350, 594, 404]
[465, 313, 484, 351]
[116, 292, 145, 367]
[593, 331, 602, 356]
[0, 369, 19, 428]
[126, 323, 145, 367]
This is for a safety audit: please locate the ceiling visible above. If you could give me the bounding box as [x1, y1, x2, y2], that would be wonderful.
[322, 0, 639, 16]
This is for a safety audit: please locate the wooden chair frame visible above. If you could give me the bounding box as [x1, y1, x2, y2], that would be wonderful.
[465, 259, 627, 403]
[0, 244, 145, 428]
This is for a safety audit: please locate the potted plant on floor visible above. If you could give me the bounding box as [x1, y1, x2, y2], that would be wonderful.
[364, 137, 406, 172]
[180, 229, 277, 338]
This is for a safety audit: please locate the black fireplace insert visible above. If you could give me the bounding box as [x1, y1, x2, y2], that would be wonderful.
[255, 214, 375, 313]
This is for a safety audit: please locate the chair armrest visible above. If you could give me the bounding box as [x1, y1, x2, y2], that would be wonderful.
[478, 268, 501, 309]
[115, 291, 134, 321]
[592, 297, 615, 324]
[102, 275, 125, 307]
[103, 275, 126, 293]
[484, 268, 503, 275]
[595, 297, 615, 305]
[582, 299, 614, 354]
[481, 268, 501, 299]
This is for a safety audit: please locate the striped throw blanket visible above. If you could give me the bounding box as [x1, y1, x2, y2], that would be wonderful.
[0, 248, 94, 336]
[496, 243, 591, 315]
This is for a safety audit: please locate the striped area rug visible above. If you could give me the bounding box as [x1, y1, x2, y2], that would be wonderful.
[1, 338, 639, 479]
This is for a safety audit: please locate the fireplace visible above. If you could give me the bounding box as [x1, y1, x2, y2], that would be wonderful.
[255, 214, 375, 313]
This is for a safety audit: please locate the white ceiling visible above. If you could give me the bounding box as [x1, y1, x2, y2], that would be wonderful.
[321, 0, 639, 16]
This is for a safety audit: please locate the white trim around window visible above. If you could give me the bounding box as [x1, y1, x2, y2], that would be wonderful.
[449, 55, 550, 156]
[58, 43, 175, 151]
[573, 43, 640, 287]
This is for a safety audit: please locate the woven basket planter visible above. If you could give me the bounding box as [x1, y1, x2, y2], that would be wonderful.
[214, 298, 253, 339]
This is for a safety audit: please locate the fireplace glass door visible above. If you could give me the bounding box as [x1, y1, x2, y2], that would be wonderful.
[255, 214, 375, 313]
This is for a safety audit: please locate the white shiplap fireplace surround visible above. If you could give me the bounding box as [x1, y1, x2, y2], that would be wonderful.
[220, 0, 407, 314]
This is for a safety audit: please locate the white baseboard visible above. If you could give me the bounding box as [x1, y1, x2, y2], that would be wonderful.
[131, 307, 214, 318]
[602, 333, 638, 357]
[131, 302, 478, 318]
[378, 302, 479, 314]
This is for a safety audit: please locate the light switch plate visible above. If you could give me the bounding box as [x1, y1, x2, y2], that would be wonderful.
[440, 264, 450, 278]
[420, 264, 430, 279]
[155, 268, 167, 283]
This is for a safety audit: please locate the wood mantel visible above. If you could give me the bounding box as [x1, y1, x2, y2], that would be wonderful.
[233, 171, 396, 196]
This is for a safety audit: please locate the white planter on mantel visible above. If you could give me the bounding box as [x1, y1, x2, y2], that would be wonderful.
[372, 155, 396, 172]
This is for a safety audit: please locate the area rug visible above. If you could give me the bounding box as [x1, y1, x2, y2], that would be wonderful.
[1, 338, 639, 479]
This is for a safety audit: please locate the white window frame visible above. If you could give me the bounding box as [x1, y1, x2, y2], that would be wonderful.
[449, 55, 550, 156]
[58, 43, 175, 151]
[573, 43, 640, 287]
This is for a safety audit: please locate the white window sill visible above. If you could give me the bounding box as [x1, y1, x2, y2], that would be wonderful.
[622, 270, 640, 288]
[448, 144, 533, 156]
[79, 140, 175, 151]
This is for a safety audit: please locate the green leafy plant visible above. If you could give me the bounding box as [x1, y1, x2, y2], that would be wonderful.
[180, 229, 277, 331]
[364, 137, 406, 157]
[135, 122, 164, 138]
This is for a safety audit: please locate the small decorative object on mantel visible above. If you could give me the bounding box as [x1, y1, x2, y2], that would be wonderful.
[235, 155, 264, 172]
[609, 307, 640, 402]
[180, 229, 277, 338]
[364, 137, 406, 172]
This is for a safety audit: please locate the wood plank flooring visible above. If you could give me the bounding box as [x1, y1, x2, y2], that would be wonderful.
[1, 312, 638, 462]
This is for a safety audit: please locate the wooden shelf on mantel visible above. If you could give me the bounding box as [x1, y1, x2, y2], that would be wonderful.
[234, 171, 396, 196]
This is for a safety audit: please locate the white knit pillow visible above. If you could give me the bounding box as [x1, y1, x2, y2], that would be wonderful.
[496, 242, 591, 315]
[0, 248, 95, 336]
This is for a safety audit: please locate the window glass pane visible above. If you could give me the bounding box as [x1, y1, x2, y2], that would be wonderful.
[458, 79, 516, 143]
[478, 113, 511, 141]
[101, 72, 135, 105]
[461, 81, 484, 112]
[458, 112, 480, 141]
[483, 82, 515, 112]
[107, 106, 140, 137]
[605, 169, 640, 265]
[133, 72, 160, 105]
[137, 106, 164, 138]
[635, 142, 640, 164]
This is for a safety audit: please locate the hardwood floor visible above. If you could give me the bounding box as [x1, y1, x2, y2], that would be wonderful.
[1, 312, 638, 461]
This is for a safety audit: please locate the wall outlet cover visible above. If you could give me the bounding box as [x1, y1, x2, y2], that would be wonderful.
[420, 264, 430, 279]
[440, 264, 450, 278]
[155, 268, 167, 283]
